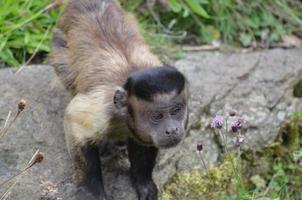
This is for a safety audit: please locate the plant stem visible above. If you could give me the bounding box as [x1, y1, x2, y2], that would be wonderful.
[0, 178, 20, 200]
[225, 117, 229, 147]
[0, 111, 12, 139]
[0, 109, 22, 139]
[0, 149, 42, 188]
[198, 151, 209, 173]
[16, 25, 51, 74]
[218, 129, 228, 153]
[0, 166, 30, 188]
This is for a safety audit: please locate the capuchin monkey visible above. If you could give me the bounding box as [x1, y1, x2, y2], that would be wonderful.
[50, 0, 188, 199]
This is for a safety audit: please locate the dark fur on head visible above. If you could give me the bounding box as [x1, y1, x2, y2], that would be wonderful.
[124, 65, 185, 101]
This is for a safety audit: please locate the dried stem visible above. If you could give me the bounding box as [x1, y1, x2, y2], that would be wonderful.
[0, 100, 26, 139]
[16, 26, 51, 74]
[0, 168, 27, 190]
[0, 150, 44, 189]
[0, 111, 12, 139]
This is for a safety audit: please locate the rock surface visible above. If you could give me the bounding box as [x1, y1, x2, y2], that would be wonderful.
[0, 48, 301, 200]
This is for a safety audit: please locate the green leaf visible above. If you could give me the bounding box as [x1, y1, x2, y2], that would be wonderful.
[168, 0, 182, 13]
[260, 12, 275, 27]
[200, 25, 220, 43]
[184, 0, 209, 18]
[245, 18, 259, 29]
[0, 35, 8, 51]
[239, 32, 253, 47]
[182, 6, 190, 17]
[198, 0, 209, 4]
[0, 48, 20, 67]
[268, 31, 280, 42]
[293, 149, 302, 159]
[24, 31, 30, 44]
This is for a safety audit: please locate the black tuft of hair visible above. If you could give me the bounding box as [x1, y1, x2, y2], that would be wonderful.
[124, 65, 185, 101]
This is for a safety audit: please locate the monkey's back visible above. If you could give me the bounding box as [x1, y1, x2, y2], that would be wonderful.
[51, 0, 160, 95]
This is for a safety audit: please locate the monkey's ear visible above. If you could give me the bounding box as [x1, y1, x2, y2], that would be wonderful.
[113, 87, 128, 109]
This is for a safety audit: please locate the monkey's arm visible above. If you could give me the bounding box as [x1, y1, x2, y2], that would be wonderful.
[64, 91, 112, 199]
[127, 138, 158, 200]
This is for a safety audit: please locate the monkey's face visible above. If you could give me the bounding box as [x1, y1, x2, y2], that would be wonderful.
[113, 65, 188, 148]
[127, 91, 188, 148]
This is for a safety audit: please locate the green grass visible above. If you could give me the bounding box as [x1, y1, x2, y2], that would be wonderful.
[0, 0, 302, 67]
[0, 0, 60, 67]
[292, 111, 302, 120]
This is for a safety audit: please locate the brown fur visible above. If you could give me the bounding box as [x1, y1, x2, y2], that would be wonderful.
[51, 0, 160, 95]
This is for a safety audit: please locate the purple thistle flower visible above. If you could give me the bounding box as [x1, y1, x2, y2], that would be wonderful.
[196, 143, 203, 151]
[230, 117, 244, 133]
[211, 115, 223, 129]
[230, 122, 238, 133]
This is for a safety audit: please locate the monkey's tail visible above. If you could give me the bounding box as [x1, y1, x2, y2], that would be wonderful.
[50, 29, 77, 95]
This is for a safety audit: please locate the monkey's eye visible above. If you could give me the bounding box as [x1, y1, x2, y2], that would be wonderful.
[170, 104, 182, 116]
[150, 111, 164, 122]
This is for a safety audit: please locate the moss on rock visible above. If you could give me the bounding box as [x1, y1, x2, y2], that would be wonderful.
[160, 155, 238, 200]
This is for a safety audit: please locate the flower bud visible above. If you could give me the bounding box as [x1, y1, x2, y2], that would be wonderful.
[196, 143, 203, 151]
[229, 111, 236, 117]
[230, 122, 238, 133]
[18, 99, 26, 112]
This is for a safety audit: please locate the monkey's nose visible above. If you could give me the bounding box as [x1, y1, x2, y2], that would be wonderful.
[165, 127, 179, 135]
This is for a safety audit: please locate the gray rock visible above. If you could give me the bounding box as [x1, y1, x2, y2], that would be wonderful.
[0, 48, 302, 200]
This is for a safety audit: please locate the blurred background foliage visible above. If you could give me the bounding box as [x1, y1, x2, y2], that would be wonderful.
[0, 0, 302, 67]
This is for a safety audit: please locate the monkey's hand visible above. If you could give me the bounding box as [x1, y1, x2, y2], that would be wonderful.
[134, 180, 158, 200]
